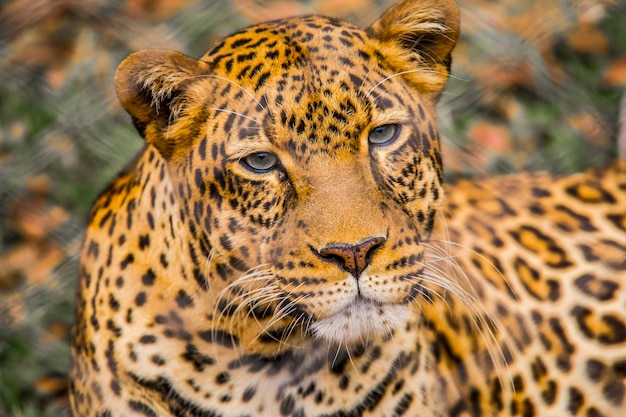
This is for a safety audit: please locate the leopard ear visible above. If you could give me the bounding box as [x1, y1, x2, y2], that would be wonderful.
[115, 49, 210, 151]
[369, 0, 460, 93]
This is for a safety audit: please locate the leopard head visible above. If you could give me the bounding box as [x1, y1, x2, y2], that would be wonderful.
[114, 0, 459, 353]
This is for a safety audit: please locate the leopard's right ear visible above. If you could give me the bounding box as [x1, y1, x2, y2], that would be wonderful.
[369, 0, 460, 94]
[115, 50, 210, 147]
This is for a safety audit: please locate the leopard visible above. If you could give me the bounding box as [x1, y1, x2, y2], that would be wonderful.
[69, 0, 626, 415]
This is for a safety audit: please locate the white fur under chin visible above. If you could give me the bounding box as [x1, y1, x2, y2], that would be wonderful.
[310, 301, 410, 345]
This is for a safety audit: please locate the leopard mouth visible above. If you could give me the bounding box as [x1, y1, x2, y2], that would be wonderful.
[308, 297, 410, 344]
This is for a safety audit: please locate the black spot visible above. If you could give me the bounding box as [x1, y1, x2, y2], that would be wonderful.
[541, 380, 557, 405]
[607, 214, 626, 232]
[198, 137, 207, 160]
[236, 51, 257, 63]
[98, 211, 112, 229]
[151, 355, 165, 366]
[613, 360, 626, 378]
[160, 253, 169, 268]
[586, 359, 606, 382]
[215, 263, 231, 281]
[220, 235, 233, 250]
[339, 374, 349, 390]
[138, 234, 150, 250]
[257, 71, 271, 89]
[242, 386, 256, 402]
[181, 343, 215, 371]
[349, 73, 363, 87]
[572, 306, 626, 345]
[586, 407, 606, 417]
[111, 380, 121, 396]
[135, 292, 146, 306]
[198, 329, 240, 348]
[566, 182, 615, 204]
[104, 340, 118, 375]
[87, 240, 99, 258]
[229, 256, 248, 271]
[266, 50, 280, 60]
[555, 204, 597, 232]
[176, 289, 194, 308]
[194, 168, 206, 196]
[231, 37, 252, 48]
[106, 319, 122, 337]
[139, 335, 156, 344]
[216, 372, 230, 384]
[529, 203, 545, 215]
[128, 400, 157, 417]
[108, 294, 120, 311]
[520, 398, 535, 417]
[120, 253, 134, 270]
[217, 299, 238, 316]
[574, 273, 619, 301]
[329, 349, 350, 374]
[394, 393, 413, 416]
[280, 394, 295, 416]
[142, 269, 156, 286]
[509, 226, 573, 268]
[147, 212, 155, 230]
[314, 390, 324, 404]
[531, 187, 551, 197]
[603, 380, 625, 406]
[193, 268, 209, 291]
[548, 317, 574, 371]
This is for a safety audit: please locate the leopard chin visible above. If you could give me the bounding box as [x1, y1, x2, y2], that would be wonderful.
[309, 298, 411, 345]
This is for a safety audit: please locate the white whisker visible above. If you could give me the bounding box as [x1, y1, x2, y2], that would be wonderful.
[419, 214, 516, 394]
[208, 108, 262, 125]
[192, 74, 265, 110]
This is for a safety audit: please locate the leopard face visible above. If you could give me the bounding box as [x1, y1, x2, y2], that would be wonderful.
[172, 25, 445, 347]
[110, 0, 456, 352]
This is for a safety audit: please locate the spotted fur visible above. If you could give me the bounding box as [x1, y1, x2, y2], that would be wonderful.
[70, 0, 626, 416]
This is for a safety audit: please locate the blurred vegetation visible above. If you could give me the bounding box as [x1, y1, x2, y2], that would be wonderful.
[0, 0, 625, 415]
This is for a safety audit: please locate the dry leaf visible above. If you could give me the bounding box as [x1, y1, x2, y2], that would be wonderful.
[604, 56, 626, 86]
[567, 24, 608, 54]
[469, 121, 512, 153]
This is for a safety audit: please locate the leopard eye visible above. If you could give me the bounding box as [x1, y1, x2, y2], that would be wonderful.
[368, 124, 400, 145]
[241, 152, 279, 173]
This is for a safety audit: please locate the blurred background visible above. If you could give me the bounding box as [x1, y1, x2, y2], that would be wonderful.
[0, 0, 625, 415]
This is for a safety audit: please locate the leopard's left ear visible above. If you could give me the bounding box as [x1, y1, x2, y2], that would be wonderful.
[115, 49, 211, 157]
[369, 0, 460, 93]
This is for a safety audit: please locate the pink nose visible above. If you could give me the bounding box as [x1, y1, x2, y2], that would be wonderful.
[318, 236, 386, 278]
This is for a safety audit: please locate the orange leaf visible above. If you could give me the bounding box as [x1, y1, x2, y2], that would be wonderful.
[468, 121, 512, 154]
[567, 24, 608, 54]
[604, 56, 626, 86]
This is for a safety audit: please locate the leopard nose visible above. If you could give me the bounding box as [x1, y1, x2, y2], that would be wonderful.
[318, 236, 386, 278]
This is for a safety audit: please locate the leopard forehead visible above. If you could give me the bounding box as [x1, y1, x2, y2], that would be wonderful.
[187, 15, 434, 161]
[204, 15, 397, 94]
[204, 15, 370, 82]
